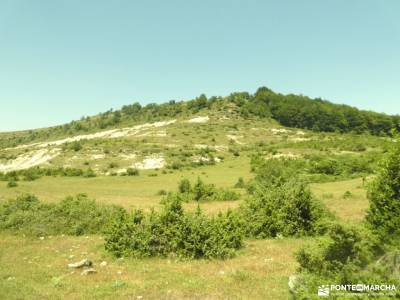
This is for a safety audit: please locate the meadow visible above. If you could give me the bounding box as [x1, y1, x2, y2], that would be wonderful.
[0, 157, 369, 299]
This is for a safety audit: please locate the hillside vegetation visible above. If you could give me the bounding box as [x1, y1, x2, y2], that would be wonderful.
[1, 87, 398, 149]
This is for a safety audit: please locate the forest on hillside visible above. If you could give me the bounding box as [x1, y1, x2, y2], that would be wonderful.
[1, 87, 398, 148]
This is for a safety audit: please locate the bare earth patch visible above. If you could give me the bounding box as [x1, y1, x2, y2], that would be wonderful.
[186, 116, 209, 123]
[9, 120, 176, 150]
[0, 148, 60, 172]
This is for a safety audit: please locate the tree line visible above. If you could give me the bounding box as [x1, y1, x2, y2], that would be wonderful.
[1, 87, 398, 148]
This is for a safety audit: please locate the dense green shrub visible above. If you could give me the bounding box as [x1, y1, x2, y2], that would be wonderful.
[241, 178, 330, 238]
[0, 194, 125, 236]
[308, 155, 374, 178]
[83, 168, 96, 178]
[250, 156, 304, 186]
[62, 141, 83, 152]
[292, 224, 400, 298]
[309, 158, 341, 175]
[178, 178, 191, 193]
[296, 224, 380, 276]
[0, 166, 98, 182]
[249, 152, 376, 185]
[105, 199, 243, 259]
[243, 156, 331, 238]
[126, 168, 139, 176]
[7, 180, 18, 188]
[234, 177, 246, 188]
[367, 142, 400, 240]
[172, 178, 240, 202]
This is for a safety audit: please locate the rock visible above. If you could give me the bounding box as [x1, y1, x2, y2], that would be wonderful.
[100, 261, 107, 267]
[81, 268, 97, 276]
[67, 259, 92, 269]
[264, 258, 273, 262]
[288, 274, 301, 295]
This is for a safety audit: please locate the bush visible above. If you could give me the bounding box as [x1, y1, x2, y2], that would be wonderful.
[105, 199, 243, 259]
[291, 224, 398, 298]
[178, 178, 191, 193]
[108, 162, 119, 169]
[250, 157, 304, 186]
[83, 168, 96, 178]
[170, 162, 183, 170]
[0, 194, 125, 236]
[170, 178, 239, 202]
[310, 158, 341, 175]
[307, 154, 375, 181]
[367, 143, 400, 240]
[21, 168, 41, 181]
[241, 178, 330, 238]
[192, 178, 216, 201]
[126, 168, 139, 176]
[157, 189, 167, 196]
[191, 178, 240, 202]
[296, 224, 380, 276]
[62, 167, 84, 177]
[63, 141, 82, 152]
[7, 180, 18, 188]
[234, 177, 246, 188]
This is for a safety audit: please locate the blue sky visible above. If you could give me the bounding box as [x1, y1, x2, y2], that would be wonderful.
[0, 0, 399, 131]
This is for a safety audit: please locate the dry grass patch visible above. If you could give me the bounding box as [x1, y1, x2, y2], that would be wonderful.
[0, 233, 307, 300]
[310, 177, 368, 223]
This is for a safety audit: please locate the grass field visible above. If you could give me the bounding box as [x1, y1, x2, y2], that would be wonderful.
[0, 156, 252, 211]
[0, 159, 369, 299]
[311, 177, 369, 223]
[0, 234, 309, 300]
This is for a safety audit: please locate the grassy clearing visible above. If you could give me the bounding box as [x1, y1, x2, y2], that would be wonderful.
[0, 157, 252, 211]
[0, 159, 370, 220]
[0, 233, 307, 300]
[311, 177, 369, 223]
